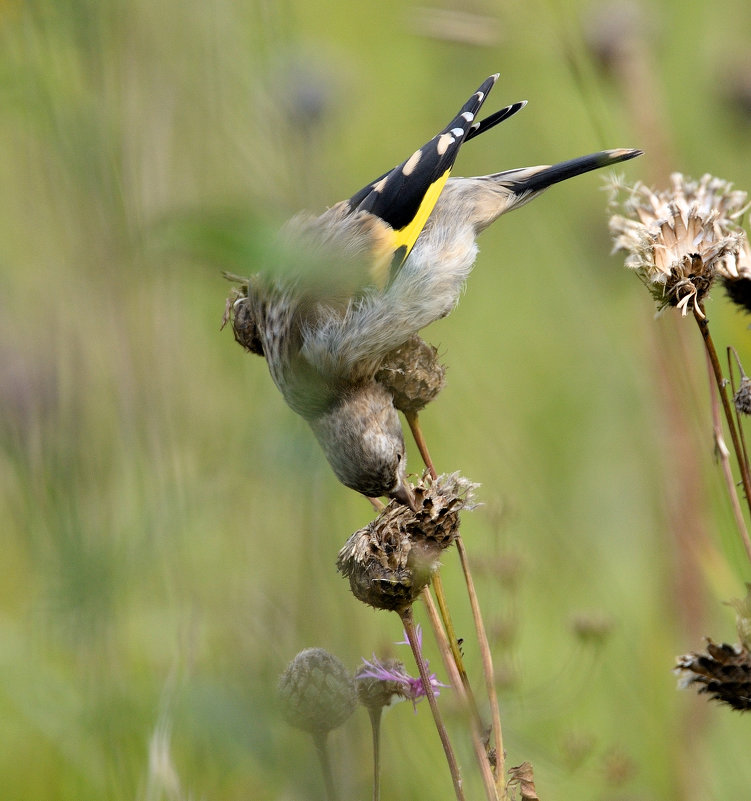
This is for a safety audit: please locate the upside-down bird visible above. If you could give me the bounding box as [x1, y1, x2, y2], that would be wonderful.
[234, 74, 641, 506]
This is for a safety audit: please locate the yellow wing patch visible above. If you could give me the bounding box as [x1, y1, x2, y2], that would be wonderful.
[366, 167, 452, 288]
[391, 167, 451, 268]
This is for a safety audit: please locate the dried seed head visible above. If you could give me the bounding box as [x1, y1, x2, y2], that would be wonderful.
[675, 639, 751, 711]
[507, 762, 540, 801]
[721, 237, 751, 314]
[336, 472, 478, 611]
[221, 275, 264, 356]
[228, 290, 264, 356]
[231, 296, 265, 356]
[609, 173, 748, 317]
[734, 376, 751, 416]
[278, 648, 356, 734]
[375, 335, 447, 414]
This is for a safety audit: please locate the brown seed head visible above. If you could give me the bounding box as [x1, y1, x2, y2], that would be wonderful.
[675, 639, 751, 711]
[721, 237, 751, 314]
[609, 173, 748, 317]
[375, 335, 447, 414]
[222, 278, 265, 356]
[734, 376, 751, 416]
[336, 472, 478, 611]
[277, 648, 356, 734]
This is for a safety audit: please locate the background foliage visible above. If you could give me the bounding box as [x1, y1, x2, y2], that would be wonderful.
[2, 0, 751, 799]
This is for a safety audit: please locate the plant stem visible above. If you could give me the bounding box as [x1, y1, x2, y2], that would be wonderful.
[367, 708, 382, 801]
[727, 347, 751, 490]
[705, 350, 751, 560]
[405, 410, 438, 480]
[694, 307, 751, 563]
[456, 536, 506, 795]
[422, 589, 500, 801]
[406, 412, 506, 792]
[399, 606, 466, 801]
[432, 571, 473, 693]
[312, 731, 339, 801]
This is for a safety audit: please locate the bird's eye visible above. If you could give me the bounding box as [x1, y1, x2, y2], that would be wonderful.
[396, 452, 402, 462]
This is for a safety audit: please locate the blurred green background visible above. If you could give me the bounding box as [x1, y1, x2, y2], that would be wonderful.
[3, 0, 751, 799]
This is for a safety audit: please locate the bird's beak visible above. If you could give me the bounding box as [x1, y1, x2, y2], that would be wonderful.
[390, 480, 418, 512]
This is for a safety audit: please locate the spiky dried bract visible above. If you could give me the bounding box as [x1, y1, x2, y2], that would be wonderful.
[507, 762, 540, 800]
[722, 238, 751, 314]
[609, 173, 749, 317]
[278, 648, 357, 733]
[336, 472, 478, 611]
[734, 376, 751, 416]
[223, 278, 265, 356]
[675, 640, 751, 711]
[375, 335, 447, 413]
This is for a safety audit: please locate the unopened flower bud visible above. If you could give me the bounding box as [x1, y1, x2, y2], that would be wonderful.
[375, 335, 446, 413]
[278, 648, 356, 734]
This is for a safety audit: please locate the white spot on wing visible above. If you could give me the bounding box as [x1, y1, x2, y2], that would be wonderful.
[436, 133, 455, 155]
[402, 149, 422, 176]
[461, 111, 474, 122]
[372, 176, 388, 193]
[450, 127, 465, 137]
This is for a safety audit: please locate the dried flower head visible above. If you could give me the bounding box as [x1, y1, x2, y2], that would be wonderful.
[337, 472, 478, 611]
[734, 375, 751, 416]
[278, 648, 357, 734]
[375, 335, 447, 414]
[609, 173, 748, 317]
[222, 275, 264, 356]
[722, 236, 751, 314]
[675, 639, 751, 711]
[507, 762, 541, 801]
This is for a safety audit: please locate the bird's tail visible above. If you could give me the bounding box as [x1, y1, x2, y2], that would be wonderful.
[490, 147, 643, 210]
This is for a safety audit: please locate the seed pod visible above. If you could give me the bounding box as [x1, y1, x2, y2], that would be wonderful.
[337, 472, 477, 611]
[375, 335, 446, 413]
[675, 639, 751, 711]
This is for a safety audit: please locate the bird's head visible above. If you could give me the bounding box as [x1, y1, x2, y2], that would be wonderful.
[309, 382, 415, 508]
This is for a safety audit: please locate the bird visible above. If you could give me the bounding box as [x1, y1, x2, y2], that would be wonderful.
[237, 74, 641, 507]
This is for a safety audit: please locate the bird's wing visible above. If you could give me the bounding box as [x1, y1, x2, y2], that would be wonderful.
[344, 75, 525, 286]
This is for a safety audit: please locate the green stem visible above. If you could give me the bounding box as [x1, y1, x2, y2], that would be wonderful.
[399, 606, 466, 801]
[312, 731, 339, 801]
[694, 308, 751, 563]
[422, 588, 500, 801]
[367, 708, 382, 801]
[456, 536, 506, 797]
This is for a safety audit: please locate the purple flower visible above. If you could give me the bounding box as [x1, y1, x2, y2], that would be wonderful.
[356, 626, 447, 710]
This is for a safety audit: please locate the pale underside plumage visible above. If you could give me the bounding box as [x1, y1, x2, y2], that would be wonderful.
[256, 155, 641, 418]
